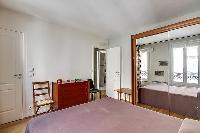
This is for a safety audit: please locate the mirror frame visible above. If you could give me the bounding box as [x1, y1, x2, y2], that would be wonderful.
[131, 17, 200, 105]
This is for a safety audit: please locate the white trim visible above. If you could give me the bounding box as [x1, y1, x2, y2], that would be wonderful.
[91, 46, 95, 81]
[97, 50, 100, 89]
[21, 32, 26, 118]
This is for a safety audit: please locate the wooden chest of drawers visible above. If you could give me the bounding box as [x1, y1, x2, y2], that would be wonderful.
[52, 81, 89, 110]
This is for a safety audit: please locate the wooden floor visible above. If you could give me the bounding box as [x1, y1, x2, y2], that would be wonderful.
[0, 119, 29, 133]
[137, 103, 188, 119]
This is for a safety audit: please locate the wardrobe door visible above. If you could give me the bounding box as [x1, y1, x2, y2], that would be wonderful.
[168, 25, 200, 119]
[136, 32, 170, 113]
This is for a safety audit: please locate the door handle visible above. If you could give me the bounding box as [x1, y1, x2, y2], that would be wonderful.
[14, 74, 23, 79]
[115, 72, 120, 76]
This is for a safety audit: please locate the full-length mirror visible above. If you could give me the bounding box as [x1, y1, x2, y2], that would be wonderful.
[135, 24, 200, 120]
[168, 24, 200, 120]
[136, 32, 170, 114]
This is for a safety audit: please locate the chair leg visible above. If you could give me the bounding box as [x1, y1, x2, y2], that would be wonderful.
[117, 92, 119, 100]
[99, 91, 102, 99]
[34, 106, 36, 115]
[91, 93, 93, 101]
[50, 104, 54, 112]
[47, 106, 51, 113]
[36, 106, 40, 115]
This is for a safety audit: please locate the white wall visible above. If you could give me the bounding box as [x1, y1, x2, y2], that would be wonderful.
[148, 43, 169, 82]
[0, 7, 107, 117]
[109, 37, 132, 89]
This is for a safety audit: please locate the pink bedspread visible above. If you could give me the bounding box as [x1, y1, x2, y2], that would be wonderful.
[26, 98, 182, 133]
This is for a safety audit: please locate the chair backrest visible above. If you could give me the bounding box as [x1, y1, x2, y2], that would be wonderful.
[88, 79, 94, 90]
[32, 81, 51, 103]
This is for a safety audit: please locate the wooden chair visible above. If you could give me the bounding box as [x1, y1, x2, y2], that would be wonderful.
[32, 81, 54, 115]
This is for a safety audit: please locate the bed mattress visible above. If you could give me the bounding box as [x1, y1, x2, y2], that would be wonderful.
[139, 84, 199, 118]
[142, 84, 199, 97]
[26, 97, 182, 133]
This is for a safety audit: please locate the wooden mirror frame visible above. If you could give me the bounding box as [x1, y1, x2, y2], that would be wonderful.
[131, 17, 200, 105]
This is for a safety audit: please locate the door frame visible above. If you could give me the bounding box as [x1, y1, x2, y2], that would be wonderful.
[96, 49, 106, 89]
[21, 32, 26, 118]
[131, 17, 200, 105]
[92, 43, 108, 89]
[0, 27, 25, 121]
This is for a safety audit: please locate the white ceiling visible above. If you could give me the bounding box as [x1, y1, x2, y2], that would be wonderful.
[0, 0, 200, 39]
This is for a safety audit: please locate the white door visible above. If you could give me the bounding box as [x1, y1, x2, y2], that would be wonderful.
[106, 47, 121, 99]
[0, 29, 23, 124]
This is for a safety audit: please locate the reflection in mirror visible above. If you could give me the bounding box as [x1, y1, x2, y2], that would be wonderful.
[136, 32, 170, 114]
[136, 24, 200, 120]
[168, 24, 200, 120]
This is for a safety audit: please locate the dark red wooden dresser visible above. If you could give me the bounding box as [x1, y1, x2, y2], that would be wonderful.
[52, 80, 89, 110]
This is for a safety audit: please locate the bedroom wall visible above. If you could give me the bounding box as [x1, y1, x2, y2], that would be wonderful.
[148, 43, 169, 83]
[109, 10, 200, 90]
[109, 37, 132, 89]
[0, 7, 107, 117]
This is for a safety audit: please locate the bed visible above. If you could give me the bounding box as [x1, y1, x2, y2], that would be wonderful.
[26, 97, 183, 133]
[139, 83, 200, 119]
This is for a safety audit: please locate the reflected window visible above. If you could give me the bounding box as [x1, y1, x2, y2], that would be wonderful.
[141, 51, 148, 80]
[187, 46, 198, 84]
[173, 48, 183, 82]
[173, 46, 199, 84]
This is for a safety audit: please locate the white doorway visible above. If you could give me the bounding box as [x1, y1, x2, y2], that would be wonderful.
[93, 48, 106, 90]
[106, 47, 121, 99]
[0, 29, 23, 124]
